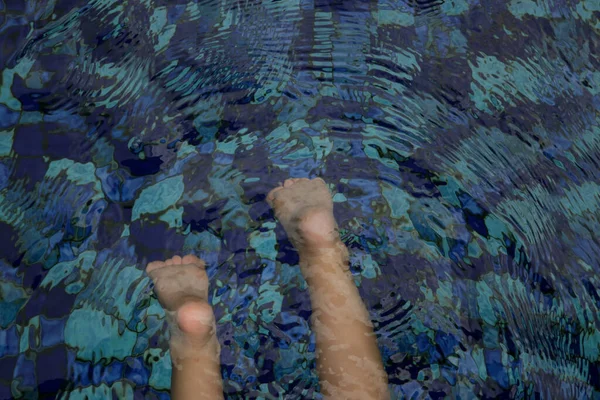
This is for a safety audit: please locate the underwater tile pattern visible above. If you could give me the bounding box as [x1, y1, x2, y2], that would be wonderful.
[1, 0, 600, 398]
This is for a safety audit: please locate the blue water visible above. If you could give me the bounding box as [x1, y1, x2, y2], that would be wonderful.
[1, 0, 600, 398]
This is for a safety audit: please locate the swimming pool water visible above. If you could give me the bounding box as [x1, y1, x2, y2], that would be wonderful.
[1, 0, 600, 398]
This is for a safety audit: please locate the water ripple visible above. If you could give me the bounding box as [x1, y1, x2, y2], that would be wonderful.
[2, 0, 600, 398]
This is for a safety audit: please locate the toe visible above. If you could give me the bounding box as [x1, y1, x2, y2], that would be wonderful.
[314, 177, 326, 185]
[165, 258, 174, 266]
[146, 261, 165, 273]
[267, 186, 284, 205]
[171, 255, 182, 265]
[149, 266, 209, 308]
[283, 179, 296, 187]
[182, 254, 205, 268]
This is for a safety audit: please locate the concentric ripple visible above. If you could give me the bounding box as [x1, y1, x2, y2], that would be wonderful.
[1, 0, 600, 399]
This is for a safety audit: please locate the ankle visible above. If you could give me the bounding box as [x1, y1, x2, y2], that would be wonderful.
[298, 238, 349, 271]
[170, 333, 220, 367]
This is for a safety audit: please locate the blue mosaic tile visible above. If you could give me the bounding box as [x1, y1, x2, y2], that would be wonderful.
[1, 0, 600, 398]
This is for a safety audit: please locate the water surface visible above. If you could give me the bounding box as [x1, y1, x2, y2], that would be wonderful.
[1, 0, 600, 398]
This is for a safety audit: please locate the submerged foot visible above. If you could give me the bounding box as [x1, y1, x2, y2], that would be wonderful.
[267, 178, 343, 256]
[147, 255, 223, 399]
[146, 255, 218, 358]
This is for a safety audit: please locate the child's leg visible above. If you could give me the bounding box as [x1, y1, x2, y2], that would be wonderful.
[268, 178, 390, 400]
[146, 255, 224, 400]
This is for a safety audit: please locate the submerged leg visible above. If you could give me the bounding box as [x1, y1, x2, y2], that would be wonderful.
[268, 178, 390, 400]
[146, 255, 224, 400]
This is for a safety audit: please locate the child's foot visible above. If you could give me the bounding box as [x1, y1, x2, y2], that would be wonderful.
[147, 255, 224, 399]
[267, 178, 343, 256]
[146, 255, 218, 359]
